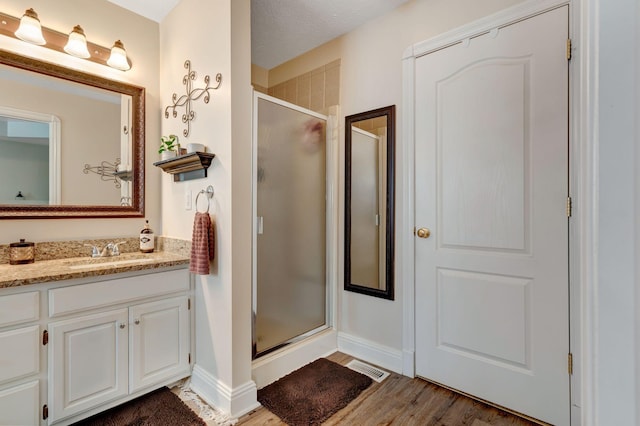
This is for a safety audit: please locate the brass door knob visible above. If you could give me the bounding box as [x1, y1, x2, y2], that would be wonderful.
[416, 228, 431, 239]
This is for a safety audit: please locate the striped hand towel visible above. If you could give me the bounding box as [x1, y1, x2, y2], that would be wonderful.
[189, 212, 215, 275]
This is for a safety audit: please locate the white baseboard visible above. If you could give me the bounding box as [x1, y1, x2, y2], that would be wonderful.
[337, 332, 404, 374]
[190, 364, 260, 419]
[252, 329, 338, 389]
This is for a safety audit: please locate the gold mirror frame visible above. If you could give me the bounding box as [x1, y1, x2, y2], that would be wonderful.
[0, 49, 145, 219]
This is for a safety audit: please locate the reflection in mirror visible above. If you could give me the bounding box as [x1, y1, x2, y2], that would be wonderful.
[0, 49, 145, 218]
[0, 108, 59, 205]
[0, 62, 129, 206]
[345, 105, 395, 300]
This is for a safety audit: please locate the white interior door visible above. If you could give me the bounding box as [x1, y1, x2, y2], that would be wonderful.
[414, 7, 569, 425]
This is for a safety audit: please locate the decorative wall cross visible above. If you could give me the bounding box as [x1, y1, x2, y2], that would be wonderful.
[164, 60, 222, 138]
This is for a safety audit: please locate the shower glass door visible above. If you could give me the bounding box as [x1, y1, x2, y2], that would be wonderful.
[253, 94, 328, 357]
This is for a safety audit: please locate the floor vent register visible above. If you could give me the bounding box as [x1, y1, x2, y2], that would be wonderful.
[345, 360, 390, 383]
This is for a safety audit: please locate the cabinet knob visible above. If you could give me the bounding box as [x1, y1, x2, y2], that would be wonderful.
[119, 323, 126, 329]
[134, 319, 140, 325]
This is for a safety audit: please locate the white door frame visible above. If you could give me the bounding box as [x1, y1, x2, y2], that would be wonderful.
[399, 0, 596, 424]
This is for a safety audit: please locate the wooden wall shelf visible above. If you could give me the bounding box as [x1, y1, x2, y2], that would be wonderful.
[153, 152, 215, 182]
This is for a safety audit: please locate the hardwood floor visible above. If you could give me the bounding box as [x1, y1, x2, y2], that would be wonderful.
[238, 352, 539, 426]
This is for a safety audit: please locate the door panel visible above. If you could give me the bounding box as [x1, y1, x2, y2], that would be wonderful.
[437, 269, 531, 368]
[414, 6, 569, 425]
[129, 296, 190, 393]
[48, 309, 129, 423]
[438, 59, 529, 252]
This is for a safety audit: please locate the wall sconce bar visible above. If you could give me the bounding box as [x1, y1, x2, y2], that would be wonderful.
[0, 11, 131, 70]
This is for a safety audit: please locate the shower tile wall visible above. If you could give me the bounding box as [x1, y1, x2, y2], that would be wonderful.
[253, 83, 268, 94]
[261, 59, 341, 114]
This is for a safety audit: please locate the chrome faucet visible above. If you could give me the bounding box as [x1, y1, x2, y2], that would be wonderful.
[84, 241, 126, 257]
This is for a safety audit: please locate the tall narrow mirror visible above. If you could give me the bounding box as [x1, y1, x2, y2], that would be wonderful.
[345, 105, 395, 299]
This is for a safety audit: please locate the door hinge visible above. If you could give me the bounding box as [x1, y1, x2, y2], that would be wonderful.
[566, 38, 572, 60]
[567, 196, 572, 218]
[188, 298, 191, 310]
[188, 353, 191, 364]
[42, 404, 49, 420]
[42, 330, 48, 346]
[568, 353, 573, 375]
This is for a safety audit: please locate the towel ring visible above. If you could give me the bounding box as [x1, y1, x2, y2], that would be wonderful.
[195, 185, 214, 213]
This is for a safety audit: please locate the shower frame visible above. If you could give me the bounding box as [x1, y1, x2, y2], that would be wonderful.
[251, 91, 338, 359]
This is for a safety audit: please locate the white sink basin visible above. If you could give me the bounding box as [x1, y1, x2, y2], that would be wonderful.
[68, 258, 155, 270]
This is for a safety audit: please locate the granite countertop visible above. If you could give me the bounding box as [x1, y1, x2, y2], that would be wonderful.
[0, 251, 190, 289]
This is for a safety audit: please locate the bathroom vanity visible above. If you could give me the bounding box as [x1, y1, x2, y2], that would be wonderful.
[0, 36, 196, 425]
[0, 253, 192, 425]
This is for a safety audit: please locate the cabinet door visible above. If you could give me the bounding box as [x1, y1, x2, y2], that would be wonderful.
[129, 296, 190, 393]
[48, 309, 128, 423]
[0, 380, 39, 426]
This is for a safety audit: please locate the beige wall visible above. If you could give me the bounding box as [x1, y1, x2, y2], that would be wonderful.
[251, 63, 268, 93]
[0, 0, 160, 241]
[60, 97, 120, 205]
[160, 0, 254, 415]
[256, 0, 526, 352]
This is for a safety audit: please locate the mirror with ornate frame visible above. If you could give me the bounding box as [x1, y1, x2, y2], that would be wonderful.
[345, 105, 395, 300]
[0, 49, 145, 219]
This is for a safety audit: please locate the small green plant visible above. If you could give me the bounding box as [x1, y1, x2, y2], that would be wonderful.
[159, 134, 179, 154]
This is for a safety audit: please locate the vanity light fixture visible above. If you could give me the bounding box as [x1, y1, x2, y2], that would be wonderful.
[107, 40, 130, 71]
[0, 9, 132, 71]
[14, 8, 45, 45]
[64, 25, 91, 59]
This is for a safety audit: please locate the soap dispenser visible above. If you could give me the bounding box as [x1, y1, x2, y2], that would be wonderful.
[139, 220, 155, 253]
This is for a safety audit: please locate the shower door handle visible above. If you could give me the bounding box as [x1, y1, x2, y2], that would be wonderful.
[257, 216, 264, 235]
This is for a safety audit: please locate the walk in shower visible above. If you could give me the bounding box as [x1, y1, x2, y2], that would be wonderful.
[252, 93, 331, 358]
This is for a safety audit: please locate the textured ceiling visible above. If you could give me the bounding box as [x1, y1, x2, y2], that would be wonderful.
[108, 0, 411, 69]
[251, 0, 412, 69]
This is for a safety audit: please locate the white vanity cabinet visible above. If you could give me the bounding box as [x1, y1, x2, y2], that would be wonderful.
[46, 268, 192, 425]
[0, 266, 192, 426]
[0, 291, 41, 426]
